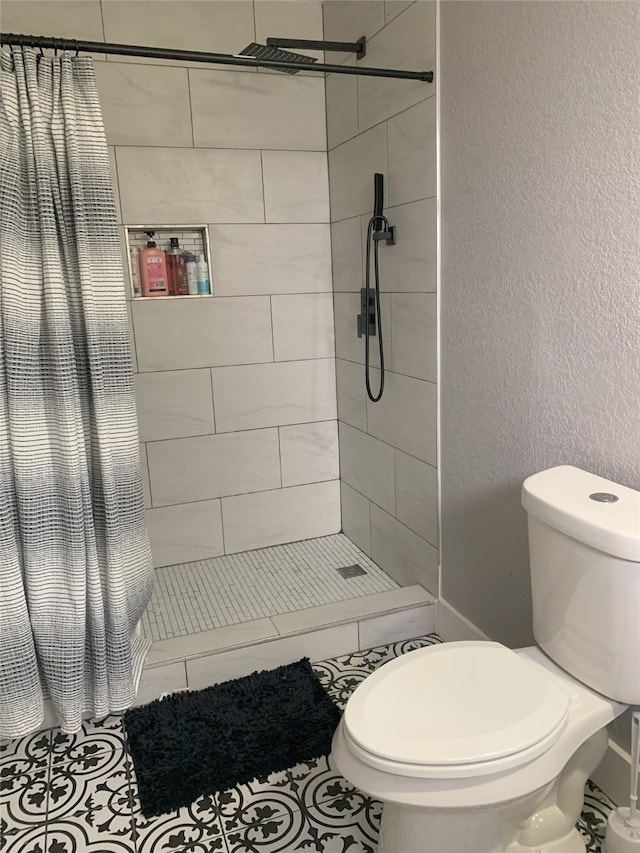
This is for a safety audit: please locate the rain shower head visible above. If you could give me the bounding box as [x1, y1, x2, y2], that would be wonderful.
[237, 42, 318, 74]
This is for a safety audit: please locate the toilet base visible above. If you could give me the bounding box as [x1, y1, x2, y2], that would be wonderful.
[374, 729, 607, 853]
[378, 804, 504, 853]
[377, 804, 587, 853]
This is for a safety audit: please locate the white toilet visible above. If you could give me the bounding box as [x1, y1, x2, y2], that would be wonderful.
[331, 466, 640, 853]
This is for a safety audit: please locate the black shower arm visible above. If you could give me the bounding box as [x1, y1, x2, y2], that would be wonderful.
[266, 36, 367, 60]
[0, 32, 434, 82]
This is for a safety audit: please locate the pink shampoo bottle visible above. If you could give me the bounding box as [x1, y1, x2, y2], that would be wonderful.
[140, 232, 168, 297]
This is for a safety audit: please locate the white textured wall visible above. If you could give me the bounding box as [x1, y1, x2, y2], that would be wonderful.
[440, 0, 640, 651]
[3, 0, 340, 565]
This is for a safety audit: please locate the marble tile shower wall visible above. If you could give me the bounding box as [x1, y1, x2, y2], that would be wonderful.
[324, 1, 439, 594]
[2, 0, 339, 566]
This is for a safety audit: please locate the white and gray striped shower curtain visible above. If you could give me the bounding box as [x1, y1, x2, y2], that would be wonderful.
[0, 48, 153, 738]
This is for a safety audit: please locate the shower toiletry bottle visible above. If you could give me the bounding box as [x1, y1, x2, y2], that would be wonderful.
[140, 232, 168, 297]
[184, 252, 198, 295]
[196, 253, 210, 295]
[167, 237, 188, 296]
[129, 246, 142, 297]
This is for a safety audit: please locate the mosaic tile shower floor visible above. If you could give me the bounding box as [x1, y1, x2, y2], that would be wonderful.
[1, 635, 616, 853]
[142, 534, 398, 642]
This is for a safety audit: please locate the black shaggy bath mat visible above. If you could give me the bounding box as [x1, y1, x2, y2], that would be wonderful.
[123, 658, 342, 817]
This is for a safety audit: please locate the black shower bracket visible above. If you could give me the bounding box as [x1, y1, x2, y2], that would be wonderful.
[266, 36, 367, 60]
[373, 226, 396, 246]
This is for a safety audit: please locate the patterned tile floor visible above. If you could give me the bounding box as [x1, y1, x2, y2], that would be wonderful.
[0, 635, 616, 853]
[143, 534, 398, 642]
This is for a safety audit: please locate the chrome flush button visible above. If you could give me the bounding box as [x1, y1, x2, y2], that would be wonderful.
[589, 492, 619, 503]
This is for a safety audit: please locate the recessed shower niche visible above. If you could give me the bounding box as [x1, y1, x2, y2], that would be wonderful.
[125, 225, 212, 299]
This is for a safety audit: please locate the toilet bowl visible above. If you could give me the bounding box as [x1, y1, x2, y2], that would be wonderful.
[331, 467, 640, 853]
[331, 641, 626, 852]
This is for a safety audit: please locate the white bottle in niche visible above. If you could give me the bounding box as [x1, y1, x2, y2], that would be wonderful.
[185, 252, 198, 295]
[129, 246, 142, 297]
[196, 254, 210, 295]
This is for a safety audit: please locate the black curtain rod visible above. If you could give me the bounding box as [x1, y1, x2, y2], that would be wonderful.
[0, 33, 434, 82]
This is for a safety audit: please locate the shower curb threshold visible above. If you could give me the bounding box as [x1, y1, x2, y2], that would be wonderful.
[134, 585, 437, 704]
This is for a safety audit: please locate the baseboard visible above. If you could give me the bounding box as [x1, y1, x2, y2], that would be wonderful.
[591, 736, 629, 806]
[436, 598, 490, 641]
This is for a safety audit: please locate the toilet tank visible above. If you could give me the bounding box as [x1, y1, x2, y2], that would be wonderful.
[522, 465, 640, 704]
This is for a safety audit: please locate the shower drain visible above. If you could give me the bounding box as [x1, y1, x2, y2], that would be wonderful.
[336, 564, 367, 579]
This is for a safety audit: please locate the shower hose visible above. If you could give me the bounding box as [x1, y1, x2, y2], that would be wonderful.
[364, 214, 389, 402]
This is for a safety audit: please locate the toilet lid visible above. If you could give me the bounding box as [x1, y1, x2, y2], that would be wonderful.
[344, 642, 571, 769]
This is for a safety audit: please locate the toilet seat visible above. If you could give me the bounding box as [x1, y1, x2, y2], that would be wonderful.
[343, 641, 572, 779]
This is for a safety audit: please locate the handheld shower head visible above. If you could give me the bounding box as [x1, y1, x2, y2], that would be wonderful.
[373, 173, 384, 221]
